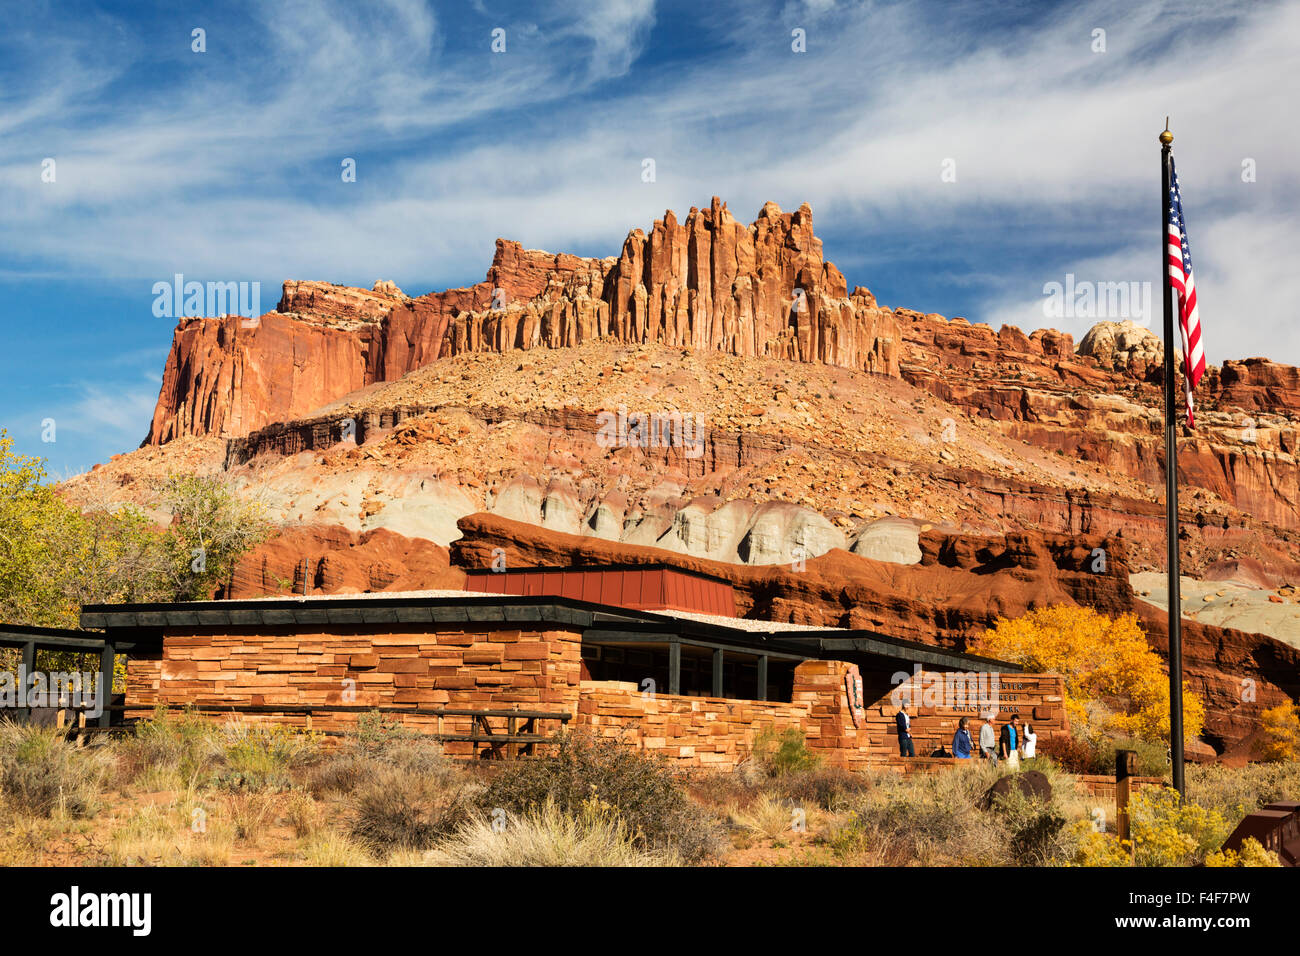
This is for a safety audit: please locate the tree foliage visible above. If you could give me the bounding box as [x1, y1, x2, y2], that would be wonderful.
[973, 605, 1205, 745]
[1257, 702, 1300, 763]
[0, 431, 273, 632]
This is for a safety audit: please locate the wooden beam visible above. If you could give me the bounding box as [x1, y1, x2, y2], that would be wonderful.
[668, 640, 681, 696]
[97, 640, 115, 728]
[17, 641, 35, 724]
[757, 654, 769, 702]
[712, 648, 724, 698]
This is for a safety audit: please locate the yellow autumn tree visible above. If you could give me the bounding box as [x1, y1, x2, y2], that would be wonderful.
[973, 605, 1205, 744]
[1257, 702, 1300, 762]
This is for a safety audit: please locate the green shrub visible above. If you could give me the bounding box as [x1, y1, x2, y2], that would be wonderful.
[0, 721, 112, 818]
[752, 728, 820, 777]
[482, 733, 723, 864]
[122, 707, 223, 784]
[214, 720, 319, 791]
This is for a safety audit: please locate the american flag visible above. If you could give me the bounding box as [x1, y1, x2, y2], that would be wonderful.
[1168, 159, 1205, 426]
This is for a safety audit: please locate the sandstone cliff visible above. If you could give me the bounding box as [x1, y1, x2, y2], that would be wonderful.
[144, 199, 901, 444]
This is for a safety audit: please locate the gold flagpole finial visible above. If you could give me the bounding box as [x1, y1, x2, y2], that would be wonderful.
[1160, 117, 1173, 145]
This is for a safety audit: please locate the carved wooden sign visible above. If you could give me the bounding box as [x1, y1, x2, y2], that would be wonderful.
[844, 665, 865, 728]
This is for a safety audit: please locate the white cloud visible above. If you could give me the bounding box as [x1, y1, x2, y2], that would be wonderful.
[1, 0, 1296, 372]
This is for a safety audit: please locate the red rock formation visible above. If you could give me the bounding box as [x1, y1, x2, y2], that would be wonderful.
[144, 200, 900, 444]
[145, 312, 372, 445]
[222, 524, 462, 599]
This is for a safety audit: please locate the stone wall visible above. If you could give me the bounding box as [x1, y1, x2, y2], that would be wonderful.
[124, 626, 1068, 770]
[574, 661, 1069, 773]
[125, 625, 582, 755]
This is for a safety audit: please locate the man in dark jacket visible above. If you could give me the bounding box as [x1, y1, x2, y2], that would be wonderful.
[895, 702, 915, 757]
[998, 715, 1020, 759]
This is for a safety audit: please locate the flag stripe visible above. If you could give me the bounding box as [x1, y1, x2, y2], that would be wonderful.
[1168, 158, 1204, 427]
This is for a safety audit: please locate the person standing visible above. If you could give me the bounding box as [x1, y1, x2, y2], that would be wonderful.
[952, 716, 973, 759]
[979, 713, 998, 765]
[999, 715, 1021, 771]
[1022, 721, 1037, 759]
[895, 702, 916, 757]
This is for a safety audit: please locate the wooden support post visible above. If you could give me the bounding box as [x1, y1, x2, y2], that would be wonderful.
[712, 648, 724, 698]
[507, 714, 517, 760]
[1116, 748, 1136, 859]
[17, 641, 36, 724]
[98, 641, 115, 729]
[668, 641, 681, 696]
[757, 654, 769, 702]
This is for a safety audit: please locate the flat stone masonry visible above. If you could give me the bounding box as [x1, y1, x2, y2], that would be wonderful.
[125, 623, 1068, 769]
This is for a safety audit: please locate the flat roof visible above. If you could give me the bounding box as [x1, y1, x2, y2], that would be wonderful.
[78, 591, 1019, 673]
[462, 562, 739, 587]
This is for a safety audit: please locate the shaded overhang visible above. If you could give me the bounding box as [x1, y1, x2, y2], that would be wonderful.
[78, 593, 1018, 673]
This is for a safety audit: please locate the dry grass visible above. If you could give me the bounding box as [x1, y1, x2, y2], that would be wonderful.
[0, 721, 115, 818]
[421, 801, 682, 867]
[106, 802, 235, 866]
[300, 831, 375, 866]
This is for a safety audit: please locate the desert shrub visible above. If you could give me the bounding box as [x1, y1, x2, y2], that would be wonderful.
[752, 727, 820, 776]
[989, 786, 1070, 865]
[300, 711, 451, 796]
[0, 721, 112, 818]
[685, 762, 766, 811]
[1093, 736, 1169, 778]
[481, 733, 723, 864]
[1069, 821, 1134, 866]
[349, 766, 474, 855]
[424, 799, 681, 867]
[1187, 760, 1300, 819]
[847, 764, 1008, 865]
[1204, 837, 1282, 867]
[122, 707, 224, 784]
[1130, 786, 1233, 866]
[282, 789, 324, 838]
[774, 764, 870, 811]
[1036, 733, 1098, 774]
[1037, 731, 1167, 777]
[214, 720, 319, 791]
[1257, 702, 1300, 762]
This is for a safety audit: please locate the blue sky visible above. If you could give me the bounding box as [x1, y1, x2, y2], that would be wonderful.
[2, 0, 1295, 475]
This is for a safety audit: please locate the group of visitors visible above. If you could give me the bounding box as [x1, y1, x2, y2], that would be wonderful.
[894, 703, 1036, 768]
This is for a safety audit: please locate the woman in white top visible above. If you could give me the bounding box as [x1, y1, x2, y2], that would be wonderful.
[1022, 722, 1037, 758]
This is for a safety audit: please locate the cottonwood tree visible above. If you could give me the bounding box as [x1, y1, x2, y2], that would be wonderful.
[973, 605, 1206, 744]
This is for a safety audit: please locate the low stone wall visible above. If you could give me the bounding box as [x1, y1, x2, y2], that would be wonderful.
[576, 681, 811, 769]
[1076, 774, 1168, 800]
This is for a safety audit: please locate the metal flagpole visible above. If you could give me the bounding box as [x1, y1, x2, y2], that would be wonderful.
[1160, 120, 1186, 799]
